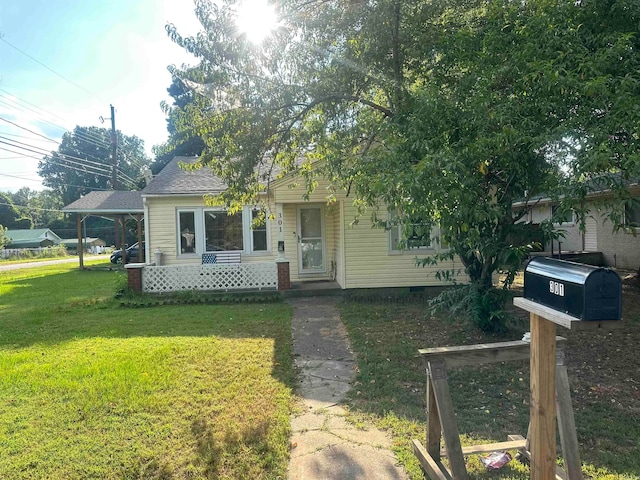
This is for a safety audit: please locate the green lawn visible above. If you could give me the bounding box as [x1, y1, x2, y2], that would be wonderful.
[340, 295, 640, 480]
[0, 263, 294, 479]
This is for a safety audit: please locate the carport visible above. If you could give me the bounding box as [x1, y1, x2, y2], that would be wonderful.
[62, 191, 144, 269]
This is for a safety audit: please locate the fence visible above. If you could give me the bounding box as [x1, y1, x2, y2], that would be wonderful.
[1, 245, 67, 260]
[141, 262, 278, 293]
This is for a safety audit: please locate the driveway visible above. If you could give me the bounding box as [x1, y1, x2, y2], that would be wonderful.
[0, 255, 104, 272]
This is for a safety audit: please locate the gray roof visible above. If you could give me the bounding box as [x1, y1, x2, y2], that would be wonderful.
[62, 191, 143, 213]
[142, 156, 227, 195]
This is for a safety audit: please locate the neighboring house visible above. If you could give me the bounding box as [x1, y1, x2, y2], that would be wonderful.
[513, 183, 640, 270]
[140, 156, 464, 290]
[4, 228, 62, 248]
[60, 237, 107, 254]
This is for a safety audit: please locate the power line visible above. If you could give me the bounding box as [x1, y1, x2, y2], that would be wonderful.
[0, 172, 114, 192]
[0, 37, 105, 103]
[0, 201, 64, 213]
[0, 145, 113, 181]
[0, 139, 113, 176]
[0, 94, 114, 152]
[0, 89, 150, 172]
[0, 116, 59, 144]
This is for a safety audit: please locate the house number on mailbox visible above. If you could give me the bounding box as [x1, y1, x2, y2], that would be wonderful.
[549, 281, 565, 297]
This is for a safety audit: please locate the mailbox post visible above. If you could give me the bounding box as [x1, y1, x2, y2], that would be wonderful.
[516, 258, 622, 480]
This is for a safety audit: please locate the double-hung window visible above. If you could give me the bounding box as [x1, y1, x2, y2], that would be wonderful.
[551, 205, 576, 226]
[388, 209, 439, 253]
[177, 207, 270, 256]
[178, 211, 197, 254]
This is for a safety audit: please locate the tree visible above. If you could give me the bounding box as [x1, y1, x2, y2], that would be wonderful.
[0, 193, 33, 230]
[166, 0, 640, 330]
[6, 187, 64, 228]
[38, 126, 150, 205]
[0, 224, 7, 248]
[151, 75, 208, 175]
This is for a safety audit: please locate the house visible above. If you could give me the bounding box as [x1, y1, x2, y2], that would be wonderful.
[513, 183, 640, 270]
[135, 156, 464, 292]
[4, 228, 61, 248]
[60, 237, 107, 254]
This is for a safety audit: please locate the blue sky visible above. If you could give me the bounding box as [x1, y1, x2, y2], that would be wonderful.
[0, 0, 201, 191]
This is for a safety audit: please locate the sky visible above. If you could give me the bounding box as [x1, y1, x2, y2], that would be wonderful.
[0, 0, 202, 192]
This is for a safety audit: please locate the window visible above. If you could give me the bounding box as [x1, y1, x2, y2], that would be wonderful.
[388, 210, 436, 252]
[625, 201, 640, 228]
[251, 210, 268, 252]
[177, 207, 270, 256]
[179, 211, 197, 254]
[551, 205, 575, 225]
[205, 211, 243, 251]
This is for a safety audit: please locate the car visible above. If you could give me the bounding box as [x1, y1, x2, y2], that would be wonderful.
[110, 242, 144, 264]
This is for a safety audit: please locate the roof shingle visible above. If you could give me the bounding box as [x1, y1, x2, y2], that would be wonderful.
[142, 156, 227, 195]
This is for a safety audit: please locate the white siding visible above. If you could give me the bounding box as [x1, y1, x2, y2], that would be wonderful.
[341, 203, 463, 288]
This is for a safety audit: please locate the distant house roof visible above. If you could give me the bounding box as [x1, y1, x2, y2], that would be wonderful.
[59, 237, 106, 247]
[5, 228, 61, 248]
[142, 156, 227, 196]
[62, 191, 143, 214]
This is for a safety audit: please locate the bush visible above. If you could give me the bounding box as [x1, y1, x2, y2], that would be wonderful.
[429, 283, 510, 333]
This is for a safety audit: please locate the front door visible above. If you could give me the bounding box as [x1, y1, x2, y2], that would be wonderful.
[297, 206, 325, 274]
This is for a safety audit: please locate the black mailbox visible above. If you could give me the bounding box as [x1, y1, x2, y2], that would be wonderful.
[524, 257, 621, 321]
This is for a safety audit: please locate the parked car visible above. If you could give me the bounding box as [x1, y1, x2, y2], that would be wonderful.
[110, 242, 144, 264]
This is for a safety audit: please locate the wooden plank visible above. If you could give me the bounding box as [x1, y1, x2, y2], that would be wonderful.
[442, 439, 527, 456]
[508, 435, 567, 480]
[419, 337, 567, 369]
[571, 319, 625, 331]
[426, 373, 442, 460]
[413, 440, 452, 480]
[556, 363, 584, 480]
[428, 360, 469, 480]
[530, 313, 557, 480]
[514, 297, 580, 329]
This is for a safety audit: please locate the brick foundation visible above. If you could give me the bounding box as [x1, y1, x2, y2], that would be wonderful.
[276, 260, 291, 290]
[126, 264, 143, 293]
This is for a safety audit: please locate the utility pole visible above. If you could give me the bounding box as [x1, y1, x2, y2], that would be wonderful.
[110, 104, 118, 190]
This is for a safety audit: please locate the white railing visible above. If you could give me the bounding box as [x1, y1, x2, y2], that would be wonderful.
[141, 262, 278, 293]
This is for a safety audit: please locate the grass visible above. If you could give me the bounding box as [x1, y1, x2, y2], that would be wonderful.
[0, 262, 294, 479]
[339, 274, 640, 480]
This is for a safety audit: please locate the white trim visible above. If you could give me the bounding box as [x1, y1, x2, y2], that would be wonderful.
[143, 197, 150, 263]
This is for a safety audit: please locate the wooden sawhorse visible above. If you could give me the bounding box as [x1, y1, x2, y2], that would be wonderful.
[412, 337, 583, 480]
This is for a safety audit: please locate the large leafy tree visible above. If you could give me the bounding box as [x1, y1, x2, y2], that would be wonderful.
[0, 193, 32, 230]
[38, 126, 150, 205]
[152, 75, 208, 174]
[7, 187, 64, 228]
[167, 0, 640, 330]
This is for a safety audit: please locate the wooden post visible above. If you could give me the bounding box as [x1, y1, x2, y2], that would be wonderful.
[556, 348, 584, 480]
[120, 216, 127, 265]
[530, 313, 557, 480]
[426, 370, 442, 461]
[428, 360, 468, 480]
[76, 214, 84, 270]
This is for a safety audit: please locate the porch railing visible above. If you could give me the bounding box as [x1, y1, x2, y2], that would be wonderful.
[141, 262, 278, 293]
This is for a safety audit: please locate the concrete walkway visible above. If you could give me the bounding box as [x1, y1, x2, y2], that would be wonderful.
[288, 297, 409, 480]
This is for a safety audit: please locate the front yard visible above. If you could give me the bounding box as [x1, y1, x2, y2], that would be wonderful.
[0, 262, 294, 479]
[340, 275, 640, 480]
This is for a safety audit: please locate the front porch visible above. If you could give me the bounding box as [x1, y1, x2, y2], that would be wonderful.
[126, 260, 291, 293]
